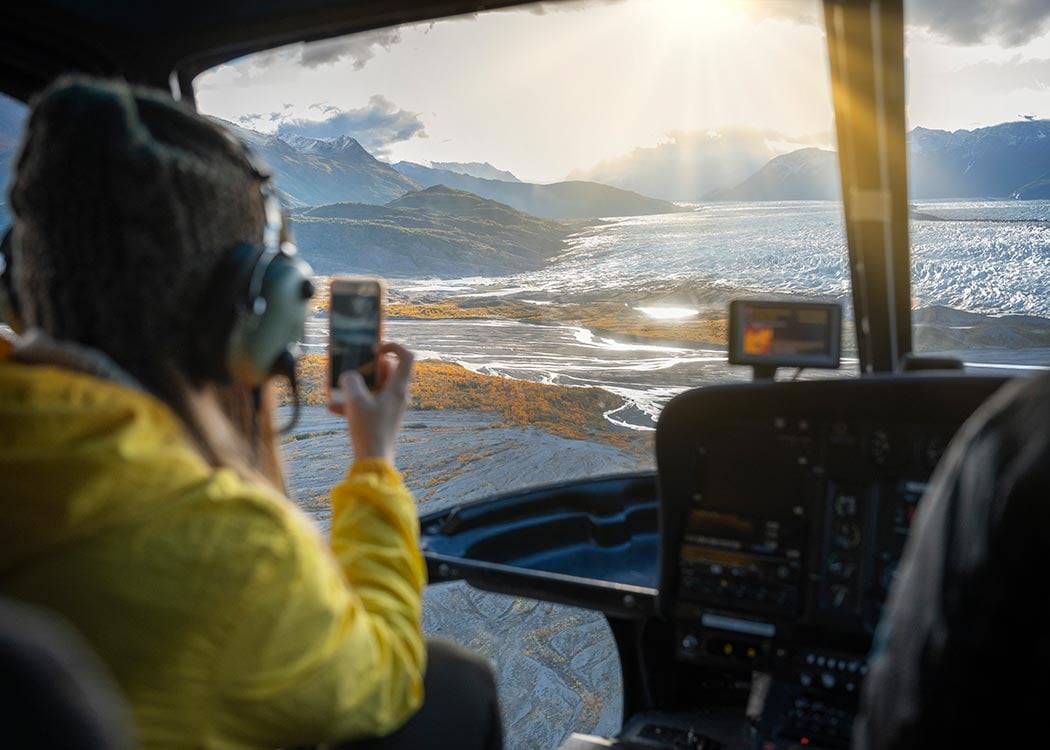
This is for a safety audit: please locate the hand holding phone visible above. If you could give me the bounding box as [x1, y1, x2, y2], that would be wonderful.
[328, 277, 384, 414]
[339, 342, 415, 464]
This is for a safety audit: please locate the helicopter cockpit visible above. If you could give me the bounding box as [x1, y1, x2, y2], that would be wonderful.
[1, 0, 1048, 748]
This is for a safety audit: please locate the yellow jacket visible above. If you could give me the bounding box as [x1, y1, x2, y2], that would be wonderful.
[0, 358, 426, 749]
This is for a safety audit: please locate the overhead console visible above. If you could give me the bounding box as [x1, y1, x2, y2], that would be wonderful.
[653, 375, 1006, 748]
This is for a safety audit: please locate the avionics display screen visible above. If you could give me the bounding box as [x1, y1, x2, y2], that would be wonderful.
[728, 300, 841, 369]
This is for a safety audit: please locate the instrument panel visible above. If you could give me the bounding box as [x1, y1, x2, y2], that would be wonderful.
[655, 375, 1007, 748]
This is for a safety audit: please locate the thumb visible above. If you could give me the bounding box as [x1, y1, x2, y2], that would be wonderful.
[340, 370, 369, 405]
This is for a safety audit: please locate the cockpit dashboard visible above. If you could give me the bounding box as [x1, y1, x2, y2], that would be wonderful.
[653, 375, 1005, 748]
[421, 374, 1010, 749]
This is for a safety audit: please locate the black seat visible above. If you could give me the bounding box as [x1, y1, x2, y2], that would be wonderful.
[0, 597, 136, 749]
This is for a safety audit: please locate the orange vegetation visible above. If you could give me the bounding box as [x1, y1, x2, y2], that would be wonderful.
[411, 360, 617, 440]
[389, 298, 728, 347]
[279, 353, 645, 449]
[309, 276, 726, 346]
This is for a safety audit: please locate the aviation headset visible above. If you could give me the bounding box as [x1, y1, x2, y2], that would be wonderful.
[188, 140, 315, 394]
[0, 137, 315, 428]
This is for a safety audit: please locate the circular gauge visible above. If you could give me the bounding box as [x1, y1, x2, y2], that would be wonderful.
[827, 552, 857, 579]
[833, 522, 862, 549]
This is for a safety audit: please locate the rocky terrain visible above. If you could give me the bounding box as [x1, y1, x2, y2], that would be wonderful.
[279, 403, 642, 749]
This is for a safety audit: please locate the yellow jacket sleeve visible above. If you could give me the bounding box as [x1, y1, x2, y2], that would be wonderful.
[212, 459, 426, 749]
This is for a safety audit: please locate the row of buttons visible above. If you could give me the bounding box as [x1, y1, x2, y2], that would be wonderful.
[798, 652, 868, 696]
[799, 670, 859, 694]
[803, 653, 867, 674]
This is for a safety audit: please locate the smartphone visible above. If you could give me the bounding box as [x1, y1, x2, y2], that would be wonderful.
[328, 276, 385, 413]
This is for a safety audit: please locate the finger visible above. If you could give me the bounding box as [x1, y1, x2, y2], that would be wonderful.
[340, 370, 370, 404]
[376, 353, 395, 389]
[377, 342, 415, 385]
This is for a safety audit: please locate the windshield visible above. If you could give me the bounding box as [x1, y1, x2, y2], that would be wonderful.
[0, 92, 26, 231]
[195, 0, 854, 497]
[904, 3, 1050, 371]
[0, 92, 26, 338]
[194, 2, 847, 743]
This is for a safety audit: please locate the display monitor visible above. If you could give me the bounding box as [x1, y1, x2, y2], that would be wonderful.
[728, 300, 841, 370]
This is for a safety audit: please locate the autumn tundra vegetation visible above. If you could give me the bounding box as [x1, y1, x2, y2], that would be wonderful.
[283, 352, 648, 451]
[310, 276, 730, 348]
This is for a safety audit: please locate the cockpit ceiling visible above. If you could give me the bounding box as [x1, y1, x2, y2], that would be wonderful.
[0, 0, 543, 99]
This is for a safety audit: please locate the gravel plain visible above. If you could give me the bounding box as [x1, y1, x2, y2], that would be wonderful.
[280, 404, 652, 749]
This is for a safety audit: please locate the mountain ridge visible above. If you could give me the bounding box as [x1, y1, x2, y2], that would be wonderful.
[211, 119, 421, 207]
[708, 148, 840, 201]
[429, 160, 520, 182]
[392, 161, 687, 219]
[288, 185, 588, 277]
[711, 120, 1050, 201]
[569, 129, 781, 202]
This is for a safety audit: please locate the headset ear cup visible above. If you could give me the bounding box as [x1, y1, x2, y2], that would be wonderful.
[226, 250, 314, 386]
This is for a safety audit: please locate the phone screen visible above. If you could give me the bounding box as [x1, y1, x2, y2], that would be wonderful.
[330, 283, 381, 390]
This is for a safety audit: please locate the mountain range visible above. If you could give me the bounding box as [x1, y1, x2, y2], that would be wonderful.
[211, 121, 421, 207]
[909, 121, 1050, 199]
[212, 120, 683, 219]
[709, 148, 839, 201]
[710, 120, 1050, 201]
[5, 86, 1050, 225]
[569, 129, 781, 202]
[288, 185, 584, 276]
[391, 161, 687, 219]
[0, 100, 681, 222]
[429, 161, 520, 182]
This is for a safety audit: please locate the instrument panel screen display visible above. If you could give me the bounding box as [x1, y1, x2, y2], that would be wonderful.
[729, 300, 841, 369]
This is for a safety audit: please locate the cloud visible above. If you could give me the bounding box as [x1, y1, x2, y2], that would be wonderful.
[299, 28, 403, 69]
[238, 111, 284, 126]
[907, 0, 1050, 47]
[247, 28, 402, 71]
[950, 55, 1050, 91]
[275, 95, 427, 155]
[450, 0, 624, 21]
[743, 0, 1050, 48]
[309, 102, 342, 115]
[522, 0, 626, 15]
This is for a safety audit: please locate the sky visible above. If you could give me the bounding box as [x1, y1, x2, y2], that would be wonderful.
[195, 0, 1050, 184]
